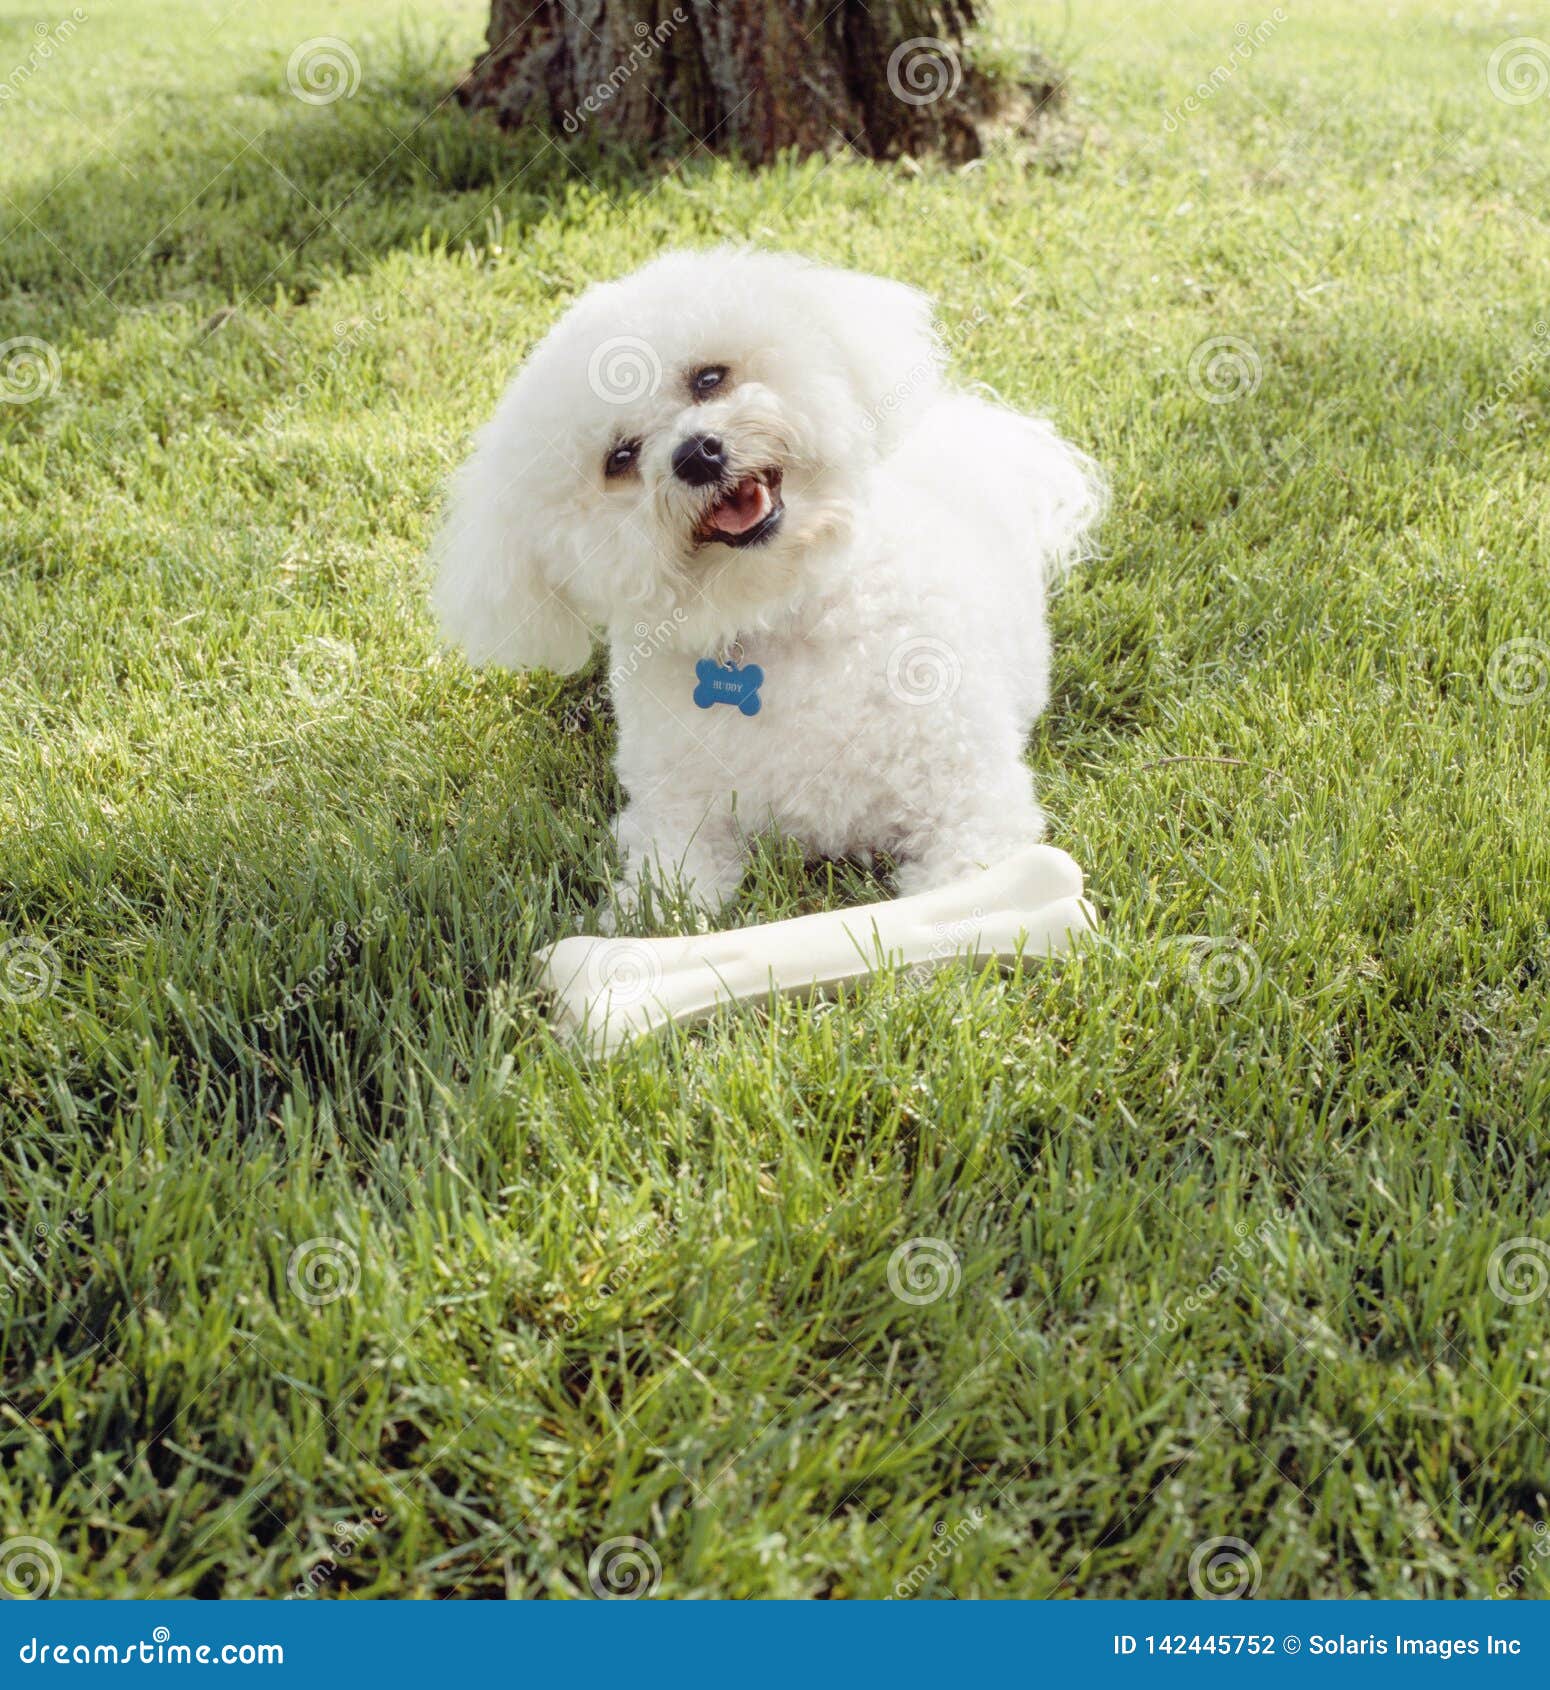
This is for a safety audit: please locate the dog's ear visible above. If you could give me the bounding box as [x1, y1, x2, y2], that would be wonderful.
[431, 401, 593, 676]
[805, 264, 943, 443]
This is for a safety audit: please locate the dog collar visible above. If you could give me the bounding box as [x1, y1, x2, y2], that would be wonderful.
[693, 642, 762, 716]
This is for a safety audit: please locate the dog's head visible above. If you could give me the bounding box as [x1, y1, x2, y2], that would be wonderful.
[432, 248, 941, 671]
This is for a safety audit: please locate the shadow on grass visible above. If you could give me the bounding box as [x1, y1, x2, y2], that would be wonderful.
[0, 51, 694, 339]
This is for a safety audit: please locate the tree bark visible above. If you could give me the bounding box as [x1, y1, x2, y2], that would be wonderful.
[459, 1, 1055, 163]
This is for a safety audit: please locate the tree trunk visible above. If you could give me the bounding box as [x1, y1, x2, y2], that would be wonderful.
[459, 1, 1055, 163]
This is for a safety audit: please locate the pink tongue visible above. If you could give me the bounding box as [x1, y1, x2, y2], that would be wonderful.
[711, 477, 771, 535]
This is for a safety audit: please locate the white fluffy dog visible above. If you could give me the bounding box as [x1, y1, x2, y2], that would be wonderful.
[433, 248, 1104, 916]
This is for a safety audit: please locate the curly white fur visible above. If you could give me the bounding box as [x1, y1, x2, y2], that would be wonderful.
[433, 247, 1105, 914]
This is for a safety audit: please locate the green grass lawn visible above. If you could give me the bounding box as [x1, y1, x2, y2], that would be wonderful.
[2, 0, 1548, 1600]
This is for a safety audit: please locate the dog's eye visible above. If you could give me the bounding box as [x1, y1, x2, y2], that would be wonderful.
[604, 440, 640, 479]
[690, 365, 728, 401]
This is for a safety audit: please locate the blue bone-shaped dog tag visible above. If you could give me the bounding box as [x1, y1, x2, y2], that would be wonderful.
[693, 658, 763, 716]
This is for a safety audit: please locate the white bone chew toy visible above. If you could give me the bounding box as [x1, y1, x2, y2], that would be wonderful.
[535, 844, 1096, 1057]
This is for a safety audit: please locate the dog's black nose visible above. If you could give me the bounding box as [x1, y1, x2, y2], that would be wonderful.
[672, 434, 725, 487]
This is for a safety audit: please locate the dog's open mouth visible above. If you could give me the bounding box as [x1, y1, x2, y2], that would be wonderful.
[695, 469, 784, 549]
